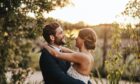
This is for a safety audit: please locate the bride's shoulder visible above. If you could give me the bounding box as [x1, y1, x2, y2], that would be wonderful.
[73, 52, 89, 60]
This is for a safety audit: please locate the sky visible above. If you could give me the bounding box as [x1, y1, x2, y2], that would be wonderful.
[43, 0, 133, 25]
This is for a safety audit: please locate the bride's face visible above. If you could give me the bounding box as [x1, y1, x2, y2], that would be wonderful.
[75, 35, 84, 49]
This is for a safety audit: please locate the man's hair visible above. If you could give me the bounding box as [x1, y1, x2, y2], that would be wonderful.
[42, 22, 60, 43]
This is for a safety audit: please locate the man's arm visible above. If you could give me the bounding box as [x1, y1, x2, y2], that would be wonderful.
[40, 49, 85, 84]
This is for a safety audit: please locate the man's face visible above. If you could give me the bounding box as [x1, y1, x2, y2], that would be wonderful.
[54, 27, 65, 45]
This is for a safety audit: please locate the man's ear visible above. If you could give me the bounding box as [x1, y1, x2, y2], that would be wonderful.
[50, 35, 55, 41]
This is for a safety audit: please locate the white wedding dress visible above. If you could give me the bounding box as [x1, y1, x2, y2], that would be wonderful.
[51, 46, 90, 84]
[67, 65, 90, 84]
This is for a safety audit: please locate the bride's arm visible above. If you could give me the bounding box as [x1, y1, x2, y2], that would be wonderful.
[43, 45, 86, 64]
[60, 46, 75, 53]
[43, 44, 59, 57]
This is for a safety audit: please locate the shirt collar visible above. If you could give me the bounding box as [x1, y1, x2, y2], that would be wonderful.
[50, 45, 61, 52]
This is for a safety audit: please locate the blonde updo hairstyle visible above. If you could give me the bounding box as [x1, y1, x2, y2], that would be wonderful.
[78, 28, 97, 50]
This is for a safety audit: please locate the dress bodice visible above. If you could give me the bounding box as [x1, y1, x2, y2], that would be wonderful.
[67, 66, 90, 84]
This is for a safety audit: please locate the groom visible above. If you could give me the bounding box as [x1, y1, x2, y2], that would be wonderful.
[39, 22, 91, 84]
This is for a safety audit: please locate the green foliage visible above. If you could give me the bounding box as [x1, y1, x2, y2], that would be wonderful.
[0, 0, 71, 17]
[105, 23, 140, 83]
[10, 68, 33, 84]
[0, 0, 71, 83]
[121, 24, 140, 82]
[64, 30, 77, 49]
[105, 23, 124, 84]
[122, 0, 140, 81]
[123, 0, 140, 19]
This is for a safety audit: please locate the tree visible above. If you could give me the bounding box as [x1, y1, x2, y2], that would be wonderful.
[121, 0, 140, 81]
[123, 0, 140, 58]
[0, 0, 71, 83]
[123, 0, 140, 19]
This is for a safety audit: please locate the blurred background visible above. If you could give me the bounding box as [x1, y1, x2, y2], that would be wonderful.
[0, 0, 140, 84]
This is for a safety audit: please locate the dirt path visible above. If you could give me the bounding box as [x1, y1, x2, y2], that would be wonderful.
[7, 71, 140, 84]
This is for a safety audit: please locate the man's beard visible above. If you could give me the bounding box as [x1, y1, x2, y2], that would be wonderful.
[54, 37, 65, 45]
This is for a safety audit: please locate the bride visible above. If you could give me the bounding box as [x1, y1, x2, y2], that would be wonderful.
[41, 28, 97, 84]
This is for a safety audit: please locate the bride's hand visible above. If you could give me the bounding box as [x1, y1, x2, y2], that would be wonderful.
[60, 46, 68, 52]
[36, 41, 48, 49]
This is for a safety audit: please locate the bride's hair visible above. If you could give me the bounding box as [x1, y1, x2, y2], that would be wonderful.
[78, 28, 97, 50]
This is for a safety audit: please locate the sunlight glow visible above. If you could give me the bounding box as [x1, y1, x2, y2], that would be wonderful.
[46, 0, 131, 25]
